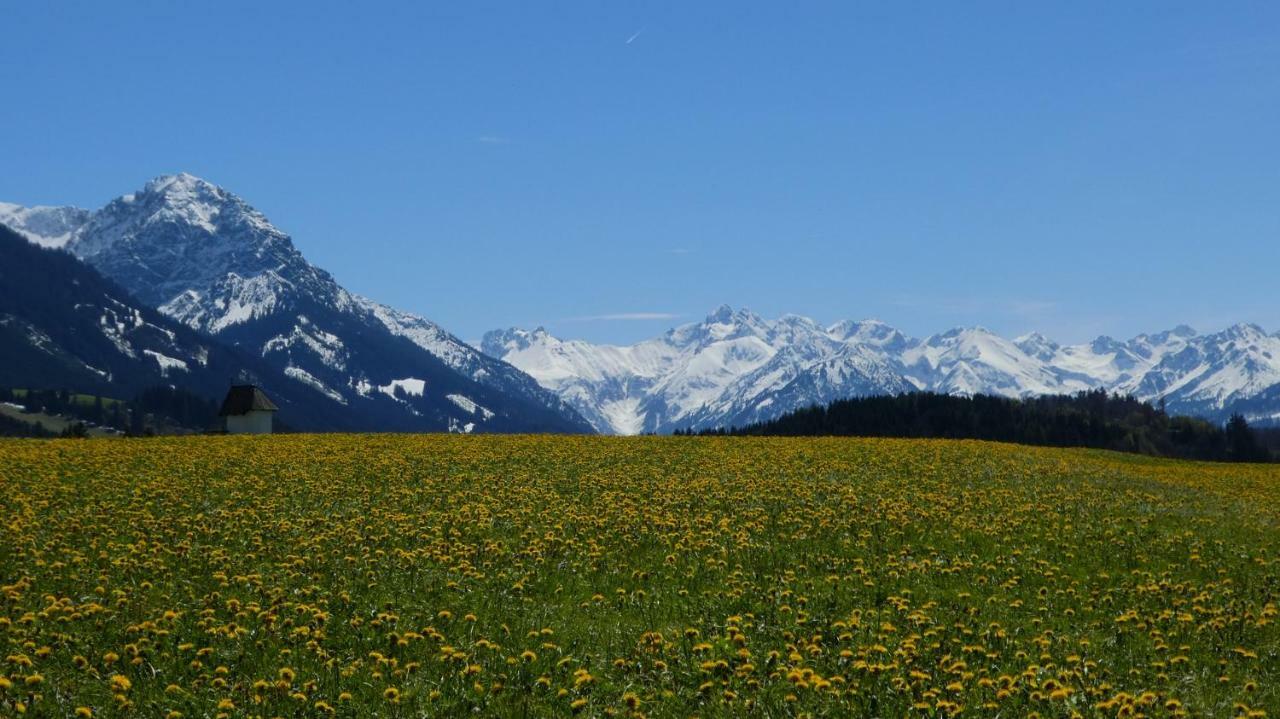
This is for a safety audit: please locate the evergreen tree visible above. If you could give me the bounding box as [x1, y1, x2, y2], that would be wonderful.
[60, 422, 89, 438]
[1225, 413, 1263, 462]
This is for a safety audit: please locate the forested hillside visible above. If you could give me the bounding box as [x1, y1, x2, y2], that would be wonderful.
[684, 390, 1276, 462]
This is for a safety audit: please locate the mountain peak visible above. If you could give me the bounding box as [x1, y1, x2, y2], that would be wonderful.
[1014, 331, 1054, 344]
[775, 313, 819, 329]
[706, 304, 737, 323]
[133, 172, 226, 203]
[1014, 332, 1060, 361]
[1130, 324, 1197, 349]
[480, 326, 554, 356]
[1220, 322, 1267, 341]
[61, 174, 314, 318]
[933, 326, 996, 342]
[146, 171, 211, 190]
[1089, 335, 1125, 353]
[828, 319, 910, 350]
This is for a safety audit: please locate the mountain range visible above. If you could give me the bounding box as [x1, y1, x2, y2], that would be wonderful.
[6, 174, 1278, 437]
[482, 307, 1280, 434]
[0, 175, 593, 433]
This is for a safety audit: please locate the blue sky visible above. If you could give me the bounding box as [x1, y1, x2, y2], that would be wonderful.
[2, 2, 1278, 345]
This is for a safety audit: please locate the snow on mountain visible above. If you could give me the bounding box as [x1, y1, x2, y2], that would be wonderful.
[480, 326, 683, 434]
[683, 342, 913, 430]
[9, 174, 1278, 434]
[61, 173, 349, 331]
[359, 297, 591, 422]
[1130, 324, 1280, 416]
[902, 327, 1067, 397]
[0, 202, 91, 248]
[486, 306, 909, 434]
[645, 308, 779, 431]
[1013, 332, 1059, 362]
[0, 222, 363, 430]
[827, 319, 912, 352]
[485, 309, 1280, 434]
[1042, 337, 1137, 387]
[0, 174, 594, 434]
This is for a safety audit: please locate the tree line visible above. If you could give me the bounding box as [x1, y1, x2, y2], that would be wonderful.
[0, 386, 220, 438]
[0, 411, 57, 438]
[676, 390, 1277, 463]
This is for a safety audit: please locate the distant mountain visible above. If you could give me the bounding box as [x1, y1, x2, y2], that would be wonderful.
[481, 306, 912, 434]
[0, 202, 91, 248]
[483, 306, 1280, 434]
[1, 175, 592, 433]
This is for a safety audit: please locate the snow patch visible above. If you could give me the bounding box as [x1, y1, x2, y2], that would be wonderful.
[284, 365, 347, 404]
[378, 378, 425, 400]
[447, 394, 495, 420]
[448, 418, 477, 434]
[143, 349, 189, 375]
[262, 319, 347, 370]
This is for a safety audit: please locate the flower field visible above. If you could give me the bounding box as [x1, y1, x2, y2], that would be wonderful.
[1, 435, 1278, 718]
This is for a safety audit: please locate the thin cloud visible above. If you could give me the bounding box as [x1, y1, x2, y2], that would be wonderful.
[476, 135, 511, 144]
[625, 27, 645, 44]
[566, 312, 679, 322]
[667, 248, 693, 255]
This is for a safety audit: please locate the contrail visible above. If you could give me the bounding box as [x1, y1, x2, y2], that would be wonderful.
[626, 27, 645, 44]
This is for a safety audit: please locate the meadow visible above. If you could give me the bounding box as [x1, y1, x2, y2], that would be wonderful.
[0, 435, 1277, 718]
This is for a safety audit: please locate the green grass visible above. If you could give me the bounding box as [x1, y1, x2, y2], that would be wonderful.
[9, 388, 126, 409]
[0, 435, 1277, 717]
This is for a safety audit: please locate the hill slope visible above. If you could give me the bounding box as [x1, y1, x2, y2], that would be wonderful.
[0, 224, 355, 429]
[1, 175, 593, 433]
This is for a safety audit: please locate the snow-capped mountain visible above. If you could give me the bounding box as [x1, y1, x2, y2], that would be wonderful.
[902, 327, 1070, 397]
[480, 326, 684, 435]
[484, 307, 1280, 434]
[483, 306, 914, 434]
[1, 174, 592, 433]
[0, 202, 91, 248]
[0, 223, 357, 429]
[1126, 323, 1280, 417]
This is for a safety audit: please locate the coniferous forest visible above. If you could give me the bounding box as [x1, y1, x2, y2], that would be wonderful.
[0, 386, 220, 437]
[681, 389, 1277, 462]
